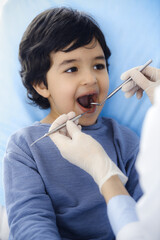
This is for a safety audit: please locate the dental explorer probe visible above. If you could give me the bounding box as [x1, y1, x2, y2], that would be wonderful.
[91, 59, 152, 106]
[30, 110, 91, 146]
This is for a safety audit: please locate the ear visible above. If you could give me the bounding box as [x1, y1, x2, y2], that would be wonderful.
[33, 82, 50, 98]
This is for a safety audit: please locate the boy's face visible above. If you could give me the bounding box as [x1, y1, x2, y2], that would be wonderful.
[37, 40, 109, 126]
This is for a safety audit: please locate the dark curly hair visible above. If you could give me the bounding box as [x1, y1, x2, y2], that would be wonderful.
[19, 7, 111, 109]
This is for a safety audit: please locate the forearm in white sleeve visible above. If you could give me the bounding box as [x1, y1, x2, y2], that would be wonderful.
[107, 195, 138, 236]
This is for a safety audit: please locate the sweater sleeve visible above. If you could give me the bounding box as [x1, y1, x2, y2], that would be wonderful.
[3, 138, 61, 240]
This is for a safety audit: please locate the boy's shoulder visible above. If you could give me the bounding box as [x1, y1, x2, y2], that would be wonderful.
[84, 116, 139, 150]
[6, 122, 50, 152]
[10, 122, 49, 138]
[101, 117, 140, 166]
[100, 116, 139, 146]
[101, 116, 138, 137]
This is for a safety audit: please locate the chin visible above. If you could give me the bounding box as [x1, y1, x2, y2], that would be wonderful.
[79, 117, 97, 127]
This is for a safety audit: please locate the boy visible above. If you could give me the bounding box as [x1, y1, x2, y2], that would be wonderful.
[4, 7, 142, 239]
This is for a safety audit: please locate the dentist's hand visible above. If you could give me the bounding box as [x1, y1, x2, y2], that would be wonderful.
[121, 66, 160, 104]
[49, 112, 127, 191]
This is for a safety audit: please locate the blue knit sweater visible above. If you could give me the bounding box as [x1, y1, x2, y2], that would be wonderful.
[4, 117, 142, 240]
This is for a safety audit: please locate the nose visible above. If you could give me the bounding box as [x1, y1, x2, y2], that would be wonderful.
[80, 70, 97, 86]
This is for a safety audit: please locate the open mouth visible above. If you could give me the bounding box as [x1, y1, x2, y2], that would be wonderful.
[77, 94, 97, 109]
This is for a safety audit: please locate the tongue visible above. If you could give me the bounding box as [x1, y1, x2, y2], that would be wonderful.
[78, 95, 93, 108]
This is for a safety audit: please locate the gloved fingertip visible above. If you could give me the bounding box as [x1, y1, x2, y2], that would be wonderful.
[66, 120, 76, 130]
[125, 92, 131, 98]
[136, 92, 142, 99]
[121, 85, 129, 92]
[50, 114, 68, 130]
[121, 86, 125, 92]
[78, 124, 82, 130]
[66, 120, 81, 136]
[120, 72, 128, 81]
[74, 118, 80, 126]
[68, 111, 76, 119]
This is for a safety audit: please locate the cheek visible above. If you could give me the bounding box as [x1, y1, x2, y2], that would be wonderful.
[60, 84, 76, 99]
[100, 75, 109, 95]
[50, 81, 77, 104]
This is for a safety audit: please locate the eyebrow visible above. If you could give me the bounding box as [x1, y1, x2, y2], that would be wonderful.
[94, 55, 105, 60]
[59, 59, 77, 67]
[59, 55, 105, 67]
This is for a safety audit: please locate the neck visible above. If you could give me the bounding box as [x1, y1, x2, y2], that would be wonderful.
[40, 112, 58, 124]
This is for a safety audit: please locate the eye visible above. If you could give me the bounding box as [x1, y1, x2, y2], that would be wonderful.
[94, 64, 105, 70]
[65, 67, 78, 73]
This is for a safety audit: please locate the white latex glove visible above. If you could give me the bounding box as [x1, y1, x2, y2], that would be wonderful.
[121, 66, 160, 104]
[48, 111, 80, 137]
[49, 112, 128, 191]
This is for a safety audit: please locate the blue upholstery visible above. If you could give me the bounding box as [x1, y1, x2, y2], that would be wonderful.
[0, 0, 159, 205]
